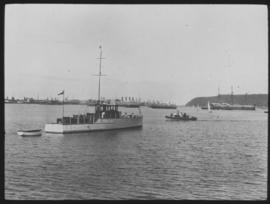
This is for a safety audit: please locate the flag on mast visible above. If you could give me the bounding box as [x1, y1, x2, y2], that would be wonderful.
[58, 90, 64, 95]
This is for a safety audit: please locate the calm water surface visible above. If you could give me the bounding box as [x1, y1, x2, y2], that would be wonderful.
[5, 104, 267, 200]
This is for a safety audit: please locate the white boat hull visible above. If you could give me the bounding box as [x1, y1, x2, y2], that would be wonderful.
[45, 117, 143, 133]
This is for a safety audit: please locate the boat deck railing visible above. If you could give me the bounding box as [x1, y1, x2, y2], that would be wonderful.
[55, 110, 142, 125]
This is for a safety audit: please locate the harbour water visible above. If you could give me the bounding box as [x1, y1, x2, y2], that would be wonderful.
[5, 104, 267, 200]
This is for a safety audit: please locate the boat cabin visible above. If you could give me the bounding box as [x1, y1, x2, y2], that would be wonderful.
[56, 103, 121, 125]
[95, 103, 121, 119]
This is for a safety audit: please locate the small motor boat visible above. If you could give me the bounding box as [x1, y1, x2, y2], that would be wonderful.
[165, 115, 197, 121]
[165, 111, 197, 121]
[17, 129, 42, 137]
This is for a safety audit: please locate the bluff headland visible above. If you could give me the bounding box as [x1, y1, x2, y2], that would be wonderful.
[186, 94, 268, 107]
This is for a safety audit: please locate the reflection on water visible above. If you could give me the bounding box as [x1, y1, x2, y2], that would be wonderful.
[5, 104, 267, 200]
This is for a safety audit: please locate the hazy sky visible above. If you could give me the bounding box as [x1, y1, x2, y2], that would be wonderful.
[5, 4, 268, 105]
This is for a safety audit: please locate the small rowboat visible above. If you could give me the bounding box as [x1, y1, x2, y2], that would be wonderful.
[17, 129, 42, 137]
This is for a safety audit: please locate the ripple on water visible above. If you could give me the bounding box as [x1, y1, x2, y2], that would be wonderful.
[5, 105, 268, 199]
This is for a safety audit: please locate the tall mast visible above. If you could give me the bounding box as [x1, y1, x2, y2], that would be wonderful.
[96, 45, 105, 104]
[62, 91, 65, 121]
[98, 46, 102, 103]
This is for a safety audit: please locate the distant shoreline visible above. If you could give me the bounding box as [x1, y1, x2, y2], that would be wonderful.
[186, 94, 268, 108]
[4, 102, 88, 105]
[5, 102, 268, 109]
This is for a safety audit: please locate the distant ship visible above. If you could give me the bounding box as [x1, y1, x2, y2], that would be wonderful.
[201, 102, 256, 110]
[201, 87, 256, 111]
[115, 97, 141, 108]
[45, 46, 143, 134]
[117, 101, 140, 108]
[118, 102, 140, 108]
[149, 103, 177, 109]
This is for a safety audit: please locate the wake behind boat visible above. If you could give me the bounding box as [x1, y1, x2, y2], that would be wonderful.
[17, 129, 42, 136]
[45, 46, 143, 134]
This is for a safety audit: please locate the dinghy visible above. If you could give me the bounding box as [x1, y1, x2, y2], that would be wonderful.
[17, 129, 42, 137]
